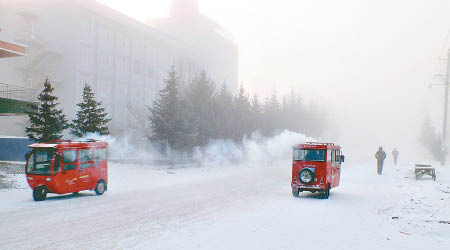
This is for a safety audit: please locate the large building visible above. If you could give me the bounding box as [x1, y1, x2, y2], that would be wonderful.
[0, 0, 238, 136]
[149, 0, 238, 91]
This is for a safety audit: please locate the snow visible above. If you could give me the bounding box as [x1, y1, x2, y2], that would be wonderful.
[0, 159, 449, 250]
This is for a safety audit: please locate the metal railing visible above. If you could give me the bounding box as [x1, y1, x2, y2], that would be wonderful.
[0, 83, 37, 102]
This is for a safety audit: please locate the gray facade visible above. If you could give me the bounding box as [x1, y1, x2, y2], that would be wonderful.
[0, 0, 238, 136]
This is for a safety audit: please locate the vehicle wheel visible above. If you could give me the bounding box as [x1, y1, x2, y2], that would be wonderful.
[33, 186, 47, 201]
[73, 192, 79, 195]
[298, 168, 315, 185]
[321, 186, 330, 199]
[292, 187, 299, 197]
[95, 180, 106, 195]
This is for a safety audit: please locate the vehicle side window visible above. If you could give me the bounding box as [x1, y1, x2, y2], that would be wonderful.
[63, 150, 77, 163]
[79, 149, 93, 169]
[63, 150, 77, 170]
[94, 148, 107, 167]
[64, 164, 76, 170]
[336, 150, 340, 162]
[54, 154, 61, 174]
[327, 150, 331, 162]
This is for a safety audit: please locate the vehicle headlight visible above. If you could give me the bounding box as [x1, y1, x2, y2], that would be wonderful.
[45, 178, 51, 181]
[28, 177, 33, 180]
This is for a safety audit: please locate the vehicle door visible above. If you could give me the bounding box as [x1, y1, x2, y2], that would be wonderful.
[331, 150, 339, 188]
[326, 149, 332, 185]
[334, 150, 342, 186]
[93, 148, 108, 183]
[78, 148, 95, 190]
[57, 149, 79, 193]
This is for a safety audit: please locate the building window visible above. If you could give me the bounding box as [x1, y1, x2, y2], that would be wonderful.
[81, 45, 93, 66]
[133, 60, 142, 75]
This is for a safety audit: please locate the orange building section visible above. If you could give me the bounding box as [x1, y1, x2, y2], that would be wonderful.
[0, 39, 27, 58]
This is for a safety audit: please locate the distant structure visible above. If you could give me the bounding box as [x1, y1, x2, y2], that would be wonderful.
[0, 0, 238, 136]
[149, 0, 238, 93]
[0, 25, 33, 161]
[171, 0, 199, 18]
[0, 22, 31, 136]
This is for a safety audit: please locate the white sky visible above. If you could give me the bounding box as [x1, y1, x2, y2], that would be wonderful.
[98, 0, 450, 158]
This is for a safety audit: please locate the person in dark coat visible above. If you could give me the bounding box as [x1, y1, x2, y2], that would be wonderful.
[375, 146, 386, 175]
[392, 148, 399, 165]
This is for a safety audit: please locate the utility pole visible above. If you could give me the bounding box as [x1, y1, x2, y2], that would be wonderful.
[432, 50, 450, 166]
[441, 50, 450, 166]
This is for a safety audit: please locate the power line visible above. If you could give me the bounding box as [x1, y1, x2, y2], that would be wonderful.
[430, 27, 450, 87]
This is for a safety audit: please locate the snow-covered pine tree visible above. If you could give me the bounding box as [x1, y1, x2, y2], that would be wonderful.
[214, 84, 234, 139]
[261, 88, 281, 136]
[71, 84, 111, 137]
[185, 70, 216, 147]
[25, 78, 68, 142]
[232, 84, 252, 141]
[419, 116, 444, 163]
[250, 94, 263, 133]
[148, 65, 188, 150]
[281, 89, 304, 134]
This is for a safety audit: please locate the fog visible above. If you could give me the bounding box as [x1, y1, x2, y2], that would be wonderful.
[2, 0, 450, 161]
[98, 0, 450, 161]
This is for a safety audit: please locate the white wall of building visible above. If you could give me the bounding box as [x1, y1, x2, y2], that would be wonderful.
[0, 0, 238, 137]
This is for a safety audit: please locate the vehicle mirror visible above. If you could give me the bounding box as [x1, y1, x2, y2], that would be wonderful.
[24, 152, 30, 160]
[341, 155, 345, 163]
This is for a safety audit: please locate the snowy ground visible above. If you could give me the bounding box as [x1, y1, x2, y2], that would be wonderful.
[0, 159, 449, 250]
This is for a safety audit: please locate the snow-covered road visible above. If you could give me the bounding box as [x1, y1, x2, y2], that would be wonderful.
[0, 160, 449, 250]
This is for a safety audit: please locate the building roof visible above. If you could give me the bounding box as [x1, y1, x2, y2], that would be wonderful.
[294, 142, 340, 149]
[0, 38, 27, 58]
[29, 140, 108, 149]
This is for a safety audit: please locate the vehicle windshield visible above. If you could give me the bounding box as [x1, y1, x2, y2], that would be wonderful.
[294, 149, 325, 162]
[26, 148, 55, 175]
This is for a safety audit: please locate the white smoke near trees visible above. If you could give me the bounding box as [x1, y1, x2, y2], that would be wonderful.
[81, 130, 316, 168]
[192, 130, 315, 167]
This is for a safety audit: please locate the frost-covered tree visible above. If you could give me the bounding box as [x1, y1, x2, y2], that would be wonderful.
[214, 84, 234, 139]
[147, 65, 329, 152]
[262, 89, 281, 136]
[26, 78, 68, 142]
[232, 85, 252, 141]
[71, 84, 111, 137]
[148, 65, 189, 150]
[419, 116, 444, 162]
[185, 71, 216, 147]
[250, 94, 263, 133]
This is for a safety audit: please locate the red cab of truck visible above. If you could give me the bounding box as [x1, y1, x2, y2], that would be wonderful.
[25, 139, 108, 201]
[291, 142, 344, 199]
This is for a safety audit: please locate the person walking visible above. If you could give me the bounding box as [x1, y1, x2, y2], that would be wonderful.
[392, 148, 399, 165]
[375, 146, 386, 175]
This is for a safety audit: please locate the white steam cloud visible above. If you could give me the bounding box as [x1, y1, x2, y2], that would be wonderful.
[80, 130, 316, 168]
[192, 130, 316, 167]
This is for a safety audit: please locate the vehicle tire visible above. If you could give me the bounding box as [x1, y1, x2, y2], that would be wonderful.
[298, 168, 315, 185]
[292, 187, 299, 197]
[73, 192, 79, 195]
[33, 186, 47, 201]
[321, 185, 330, 199]
[95, 180, 106, 195]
